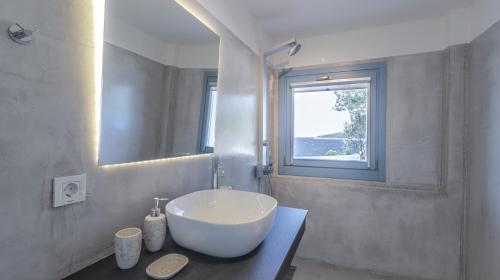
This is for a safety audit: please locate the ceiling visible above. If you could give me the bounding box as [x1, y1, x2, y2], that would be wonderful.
[106, 0, 219, 45]
[237, 0, 475, 40]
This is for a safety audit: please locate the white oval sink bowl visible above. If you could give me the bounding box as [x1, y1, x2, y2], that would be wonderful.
[165, 189, 277, 258]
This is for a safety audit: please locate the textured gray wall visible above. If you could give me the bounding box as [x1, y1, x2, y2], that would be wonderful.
[467, 20, 500, 280]
[159, 65, 179, 157]
[170, 69, 205, 155]
[0, 1, 259, 279]
[272, 46, 467, 280]
[214, 35, 259, 192]
[100, 43, 165, 165]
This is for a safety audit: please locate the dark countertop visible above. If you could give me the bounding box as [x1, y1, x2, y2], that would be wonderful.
[65, 206, 308, 280]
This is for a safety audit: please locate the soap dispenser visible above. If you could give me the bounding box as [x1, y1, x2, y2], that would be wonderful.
[143, 197, 168, 252]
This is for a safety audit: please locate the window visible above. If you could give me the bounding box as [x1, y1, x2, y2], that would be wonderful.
[199, 71, 218, 153]
[278, 62, 386, 181]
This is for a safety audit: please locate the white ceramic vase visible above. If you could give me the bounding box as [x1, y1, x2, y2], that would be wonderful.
[115, 227, 142, 269]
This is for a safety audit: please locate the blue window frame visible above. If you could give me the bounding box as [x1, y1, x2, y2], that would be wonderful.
[198, 71, 218, 153]
[278, 62, 386, 181]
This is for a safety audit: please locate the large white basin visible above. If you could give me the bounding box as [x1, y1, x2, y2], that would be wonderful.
[165, 189, 277, 258]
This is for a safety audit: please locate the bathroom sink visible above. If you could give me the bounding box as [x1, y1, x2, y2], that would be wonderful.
[165, 189, 277, 258]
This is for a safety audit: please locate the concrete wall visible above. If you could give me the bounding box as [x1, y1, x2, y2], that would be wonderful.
[195, 0, 272, 53]
[214, 35, 260, 192]
[0, 0, 260, 279]
[469, 0, 500, 41]
[99, 43, 166, 165]
[177, 0, 261, 193]
[466, 20, 500, 280]
[170, 68, 205, 155]
[271, 46, 467, 280]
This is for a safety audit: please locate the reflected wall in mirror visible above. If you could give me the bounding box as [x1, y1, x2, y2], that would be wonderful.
[99, 0, 220, 166]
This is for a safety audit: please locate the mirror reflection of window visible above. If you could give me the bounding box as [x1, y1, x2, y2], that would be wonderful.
[206, 85, 218, 148]
[199, 73, 218, 153]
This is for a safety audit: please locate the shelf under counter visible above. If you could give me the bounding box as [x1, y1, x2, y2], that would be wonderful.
[65, 206, 308, 280]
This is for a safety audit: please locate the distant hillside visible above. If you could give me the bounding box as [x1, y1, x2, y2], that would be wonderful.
[294, 137, 363, 158]
[317, 132, 346, 138]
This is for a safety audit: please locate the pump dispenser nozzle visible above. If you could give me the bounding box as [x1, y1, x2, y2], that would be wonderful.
[151, 197, 169, 217]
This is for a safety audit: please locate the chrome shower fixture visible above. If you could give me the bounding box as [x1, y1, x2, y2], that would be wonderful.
[288, 42, 302, 56]
[263, 38, 302, 58]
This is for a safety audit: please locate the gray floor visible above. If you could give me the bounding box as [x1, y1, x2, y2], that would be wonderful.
[292, 257, 421, 280]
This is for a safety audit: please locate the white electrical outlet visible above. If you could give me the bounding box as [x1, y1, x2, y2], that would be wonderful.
[53, 174, 87, 207]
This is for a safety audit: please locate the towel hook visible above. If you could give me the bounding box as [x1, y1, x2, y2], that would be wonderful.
[7, 23, 35, 45]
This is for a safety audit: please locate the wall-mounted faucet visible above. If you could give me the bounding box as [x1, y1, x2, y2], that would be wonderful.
[212, 156, 220, 189]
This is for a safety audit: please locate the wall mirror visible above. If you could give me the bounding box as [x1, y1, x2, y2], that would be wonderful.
[99, 0, 220, 165]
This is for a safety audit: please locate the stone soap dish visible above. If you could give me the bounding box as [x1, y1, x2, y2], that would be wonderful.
[146, 254, 189, 279]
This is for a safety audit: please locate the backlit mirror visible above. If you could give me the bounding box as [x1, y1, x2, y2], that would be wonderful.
[99, 0, 220, 165]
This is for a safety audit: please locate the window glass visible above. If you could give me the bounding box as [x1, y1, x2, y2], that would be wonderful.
[205, 85, 217, 149]
[293, 84, 369, 162]
[199, 73, 217, 153]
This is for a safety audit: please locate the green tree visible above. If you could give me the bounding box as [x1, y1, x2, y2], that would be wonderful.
[324, 150, 338, 156]
[332, 89, 367, 160]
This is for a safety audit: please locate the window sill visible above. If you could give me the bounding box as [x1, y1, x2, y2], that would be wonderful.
[271, 174, 445, 194]
[279, 164, 385, 182]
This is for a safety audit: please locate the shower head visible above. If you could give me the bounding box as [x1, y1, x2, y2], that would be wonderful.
[263, 38, 302, 58]
[288, 43, 302, 56]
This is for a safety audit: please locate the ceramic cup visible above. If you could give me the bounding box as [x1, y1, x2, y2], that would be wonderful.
[115, 227, 142, 269]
